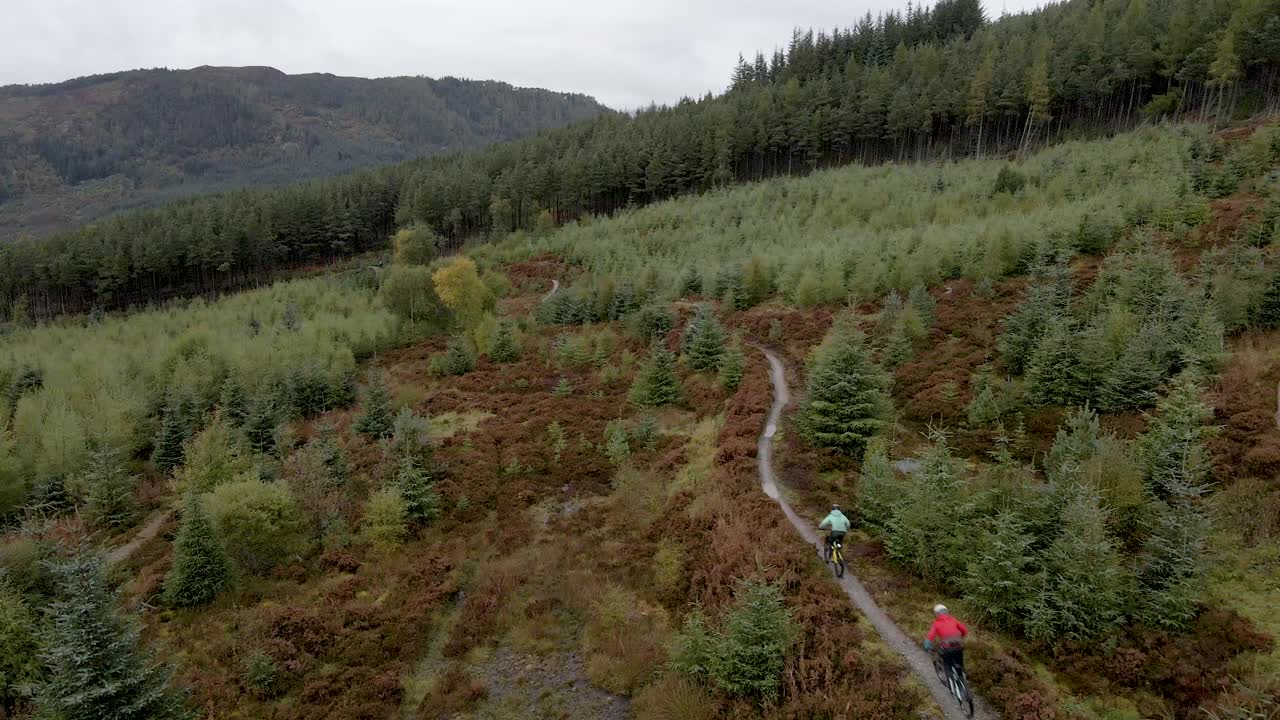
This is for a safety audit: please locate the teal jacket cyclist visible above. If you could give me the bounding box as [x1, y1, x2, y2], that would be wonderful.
[818, 504, 851, 550]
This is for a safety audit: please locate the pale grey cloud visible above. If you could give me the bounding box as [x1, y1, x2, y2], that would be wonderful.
[1, 0, 1049, 109]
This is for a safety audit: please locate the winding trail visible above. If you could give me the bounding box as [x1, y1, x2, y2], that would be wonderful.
[756, 349, 996, 720]
[545, 278, 560, 300]
[107, 507, 172, 565]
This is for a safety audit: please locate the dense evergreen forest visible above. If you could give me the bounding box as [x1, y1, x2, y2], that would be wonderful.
[2, 0, 1279, 319]
[0, 66, 609, 236]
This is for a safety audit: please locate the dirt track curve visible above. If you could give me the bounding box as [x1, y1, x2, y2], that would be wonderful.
[756, 348, 996, 720]
[107, 507, 172, 565]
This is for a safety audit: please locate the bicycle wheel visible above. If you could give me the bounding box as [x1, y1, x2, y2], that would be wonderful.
[932, 654, 948, 686]
[955, 673, 975, 718]
[833, 548, 845, 578]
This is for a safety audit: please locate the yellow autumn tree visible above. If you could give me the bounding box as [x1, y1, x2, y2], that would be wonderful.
[431, 257, 496, 346]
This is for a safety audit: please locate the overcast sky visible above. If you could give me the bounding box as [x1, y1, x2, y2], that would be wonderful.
[4, 0, 1047, 110]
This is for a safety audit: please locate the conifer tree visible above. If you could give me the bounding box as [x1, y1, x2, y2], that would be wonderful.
[489, 321, 520, 362]
[740, 256, 772, 307]
[719, 343, 746, 392]
[630, 342, 682, 408]
[151, 400, 191, 475]
[1133, 502, 1208, 629]
[709, 580, 793, 700]
[682, 305, 727, 372]
[999, 278, 1070, 374]
[0, 581, 39, 712]
[242, 389, 280, 455]
[1068, 321, 1113, 403]
[37, 553, 190, 720]
[855, 437, 898, 532]
[440, 338, 475, 376]
[1250, 268, 1280, 329]
[83, 445, 137, 529]
[1025, 315, 1077, 406]
[1136, 374, 1214, 502]
[883, 314, 915, 369]
[164, 491, 234, 608]
[677, 267, 702, 297]
[961, 511, 1037, 631]
[392, 459, 441, 528]
[1044, 405, 1101, 486]
[218, 376, 248, 427]
[1098, 331, 1164, 411]
[354, 371, 394, 439]
[1025, 487, 1127, 643]
[630, 304, 675, 341]
[908, 283, 937, 327]
[797, 324, 892, 458]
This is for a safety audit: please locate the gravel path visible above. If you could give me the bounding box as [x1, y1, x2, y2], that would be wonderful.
[107, 507, 173, 565]
[545, 278, 560, 300]
[757, 349, 997, 720]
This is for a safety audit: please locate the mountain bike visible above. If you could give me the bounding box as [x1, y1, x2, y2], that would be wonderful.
[931, 647, 974, 718]
[821, 534, 846, 578]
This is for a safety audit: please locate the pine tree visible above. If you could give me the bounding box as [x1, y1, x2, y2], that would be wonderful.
[709, 580, 793, 700]
[961, 511, 1037, 632]
[999, 278, 1070, 374]
[218, 376, 248, 427]
[630, 342, 682, 408]
[37, 553, 190, 719]
[908, 284, 937, 327]
[392, 459, 441, 528]
[604, 419, 631, 468]
[1098, 331, 1164, 411]
[1133, 501, 1208, 630]
[440, 338, 475, 376]
[1025, 487, 1127, 643]
[682, 305, 727, 372]
[1250, 268, 1280, 329]
[740, 256, 772, 307]
[489, 321, 520, 362]
[354, 372, 394, 439]
[1044, 406, 1101, 486]
[1136, 374, 1214, 502]
[242, 389, 279, 455]
[1026, 316, 1077, 406]
[0, 582, 39, 711]
[164, 491, 234, 608]
[677, 267, 702, 297]
[719, 343, 746, 392]
[83, 445, 137, 529]
[883, 314, 914, 369]
[855, 437, 898, 532]
[151, 400, 190, 475]
[797, 324, 892, 458]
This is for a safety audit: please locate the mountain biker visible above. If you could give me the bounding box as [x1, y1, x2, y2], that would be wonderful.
[818, 503, 851, 554]
[924, 604, 969, 678]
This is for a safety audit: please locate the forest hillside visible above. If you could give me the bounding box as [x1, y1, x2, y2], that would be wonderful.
[4, 0, 1278, 320]
[1, 119, 1278, 720]
[0, 66, 609, 238]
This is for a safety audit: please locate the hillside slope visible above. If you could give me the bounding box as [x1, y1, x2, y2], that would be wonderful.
[0, 66, 610, 237]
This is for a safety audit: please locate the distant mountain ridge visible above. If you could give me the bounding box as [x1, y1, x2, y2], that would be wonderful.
[0, 66, 611, 237]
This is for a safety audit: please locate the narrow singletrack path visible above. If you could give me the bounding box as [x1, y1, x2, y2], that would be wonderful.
[545, 278, 560, 300]
[756, 349, 996, 720]
[107, 507, 173, 565]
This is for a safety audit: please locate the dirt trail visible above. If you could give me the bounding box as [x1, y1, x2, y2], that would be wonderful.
[756, 349, 996, 720]
[107, 508, 172, 565]
[545, 278, 560, 300]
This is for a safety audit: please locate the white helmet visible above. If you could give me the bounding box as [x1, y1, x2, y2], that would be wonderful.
[933, 604, 948, 616]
